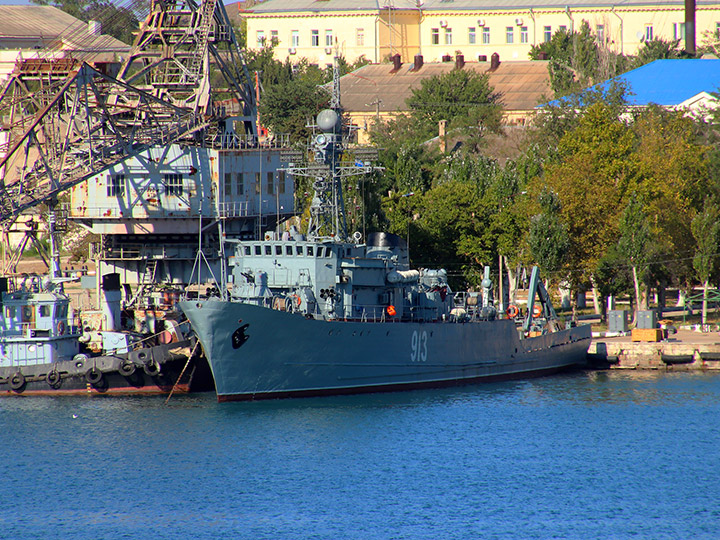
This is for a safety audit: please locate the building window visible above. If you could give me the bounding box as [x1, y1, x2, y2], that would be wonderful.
[520, 26, 528, 43]
[164, 173, 183, 196]
[267, 172, 274, 195]
[431, 28, 439, 45]
[544, 25, 552, 42]
[645, 25, 653, 41]
[236, 173, 244, 195]
[325, 29, 333, 47]
[444, 28, 453, 45]
[482, 27, 490, 44]
[224, 172, 232, 197]
[107, 174, 125, 197]
[559, 25, 567, 33]
[270, 30, 279, 45]
[716, 21, 720, 38]
[596, 24, 605, 43]
[311, 29, 319, 47]
[468, 27, 476, 44]
[278, 171, 286, 194]
[291, 30, 299, 47]
[506, 26, 514, 44]
[356, 28, 364, 46]
[255, 172, 261, 194]
[673, 22, 686, 40]
[256, 30, 265, 47]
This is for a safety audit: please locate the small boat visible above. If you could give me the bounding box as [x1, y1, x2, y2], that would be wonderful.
[0, 273, 208, 396]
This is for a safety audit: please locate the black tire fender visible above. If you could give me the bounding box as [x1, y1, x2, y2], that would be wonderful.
[143, 360, 160, 377]
[85, 367, 103, 386]
[119, 359, 136, 377]
[10, 372, 25, 391]
[46, 370, 62, 388]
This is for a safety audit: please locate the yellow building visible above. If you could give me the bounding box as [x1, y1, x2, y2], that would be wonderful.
[237, 0, 720, 65]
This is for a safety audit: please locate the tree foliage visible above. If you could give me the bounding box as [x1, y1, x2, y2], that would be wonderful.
[405, 69, 503, 142]
[529, 21, 628, 97]
[31, 0, 143, 44]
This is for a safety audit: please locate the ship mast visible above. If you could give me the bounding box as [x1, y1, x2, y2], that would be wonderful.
[283, 56, 379, 242]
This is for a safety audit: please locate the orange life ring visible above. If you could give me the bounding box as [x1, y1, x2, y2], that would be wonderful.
[386, 305, 397, 317]
[532, 304, 542, 317]
[57, 321, 65, 335]
[506, 304, 519, 318]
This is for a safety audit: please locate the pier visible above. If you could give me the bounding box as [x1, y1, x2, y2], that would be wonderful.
[588, 328, 720, 370]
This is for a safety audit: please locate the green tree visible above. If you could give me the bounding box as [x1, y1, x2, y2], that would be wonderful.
[528, 189, 569, 284]
[631, 38, 684, 68]
[691, 198, 720, 328]
[31, 0, 142, 44]
[258, 78, 329, 142]
[405, 69, 502, 142]
[617, 194, 652, 312]
[529, 21, 626, 97]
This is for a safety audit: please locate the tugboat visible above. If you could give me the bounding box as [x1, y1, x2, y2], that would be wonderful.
[178, 75, 592, 402]
[0, 213, 207, 396]
[0, 271, 203, 396]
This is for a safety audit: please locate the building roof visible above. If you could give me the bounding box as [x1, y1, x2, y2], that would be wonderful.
[245, 0, 716, 13]
[608, 59, 720, 106]
[0, 5, 128, 50]
[339, 59, 551, 113]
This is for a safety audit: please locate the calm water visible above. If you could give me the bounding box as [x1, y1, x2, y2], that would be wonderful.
[2, 371, 720, 539]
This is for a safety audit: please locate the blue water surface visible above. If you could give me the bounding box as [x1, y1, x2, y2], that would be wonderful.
[1, 370, 719, 539]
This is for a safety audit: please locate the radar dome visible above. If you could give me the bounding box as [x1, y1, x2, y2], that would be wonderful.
[317, 109, 340, 132]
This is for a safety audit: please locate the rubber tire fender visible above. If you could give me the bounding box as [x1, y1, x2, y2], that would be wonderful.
[143, 360, 160, 377]
[46, 370, 62, 389]
[85, 367, 103, 386]
[119, 359, 136, 377]
[10, 372, 25, 391]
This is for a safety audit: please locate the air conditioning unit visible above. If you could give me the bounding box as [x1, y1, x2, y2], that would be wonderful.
[515, 18, 523, 26]
[477, 19, 485, 26]
[288, 47, 297, 55]
[439, 20, 448, 28]
[325, 47, 333, 54]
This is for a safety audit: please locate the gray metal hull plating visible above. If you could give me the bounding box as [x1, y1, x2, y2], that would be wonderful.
[180, 300, 593, 401]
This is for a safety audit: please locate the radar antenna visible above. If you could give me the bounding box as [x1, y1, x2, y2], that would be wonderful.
[282, 56, 381, 241]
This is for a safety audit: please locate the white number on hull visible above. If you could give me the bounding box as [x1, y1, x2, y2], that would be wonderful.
[410, 330, 428, 362]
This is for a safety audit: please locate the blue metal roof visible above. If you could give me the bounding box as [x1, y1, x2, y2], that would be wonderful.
[615, 59, 720, 106]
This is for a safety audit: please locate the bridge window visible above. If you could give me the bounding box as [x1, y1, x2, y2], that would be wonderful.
[278, 171, 286, 194]
[164, 173, 183, 196]
[265, 245, 272, 255]
[236, 173, 244, 195]
[267, 172, 274, 195]
[244, 246, 251, 255]
[275, 245, 282, 255]
[255, 245, 261, 255]
[107, 174, 125, 197]
[307, 246, 314, 256]
[296, 245, 304, 256]
[285, 245, 293, 255]
[224, 172, 232, 197]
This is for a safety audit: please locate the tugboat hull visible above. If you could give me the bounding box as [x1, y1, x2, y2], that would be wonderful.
[0, 340, 214, 396]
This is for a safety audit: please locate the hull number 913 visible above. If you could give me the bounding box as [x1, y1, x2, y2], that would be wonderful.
[410, 330, 428, 362]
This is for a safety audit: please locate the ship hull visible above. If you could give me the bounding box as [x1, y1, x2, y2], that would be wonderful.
[180, 300, 593, 402]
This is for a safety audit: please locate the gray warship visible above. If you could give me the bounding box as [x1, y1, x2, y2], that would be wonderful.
[179, 86, 592, 401]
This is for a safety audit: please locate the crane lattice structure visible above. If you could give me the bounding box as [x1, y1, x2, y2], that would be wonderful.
[0, 0, 256, 270]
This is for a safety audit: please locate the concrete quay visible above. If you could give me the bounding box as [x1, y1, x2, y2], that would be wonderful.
[588, 328, 720, 370]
